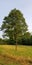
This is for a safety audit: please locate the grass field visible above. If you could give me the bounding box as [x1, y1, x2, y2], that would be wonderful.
[0, 45, 32, 65]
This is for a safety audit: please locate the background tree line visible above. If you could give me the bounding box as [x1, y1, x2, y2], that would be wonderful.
[0, 32, 32, 45]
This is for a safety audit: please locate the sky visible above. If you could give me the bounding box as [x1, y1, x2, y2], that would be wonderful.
[0, 0, 32, 38]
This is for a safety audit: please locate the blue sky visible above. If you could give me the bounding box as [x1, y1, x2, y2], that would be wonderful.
[0, 0, 32, 38]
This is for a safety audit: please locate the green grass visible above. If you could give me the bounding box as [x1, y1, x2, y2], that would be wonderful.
[0, 45, 32, 65]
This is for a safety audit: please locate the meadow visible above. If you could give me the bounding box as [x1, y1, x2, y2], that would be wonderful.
[0, 45, 32, 65]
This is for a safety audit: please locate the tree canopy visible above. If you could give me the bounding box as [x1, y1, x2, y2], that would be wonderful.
[1, 8, 28, 46]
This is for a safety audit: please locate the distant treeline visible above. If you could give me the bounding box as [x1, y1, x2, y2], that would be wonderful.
[0, 35, 32, 45]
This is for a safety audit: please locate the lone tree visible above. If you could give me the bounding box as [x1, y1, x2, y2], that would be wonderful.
[1, 8, 28, 50]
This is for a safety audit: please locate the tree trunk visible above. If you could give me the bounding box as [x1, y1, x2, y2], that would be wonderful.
[15, 41, 17, 51]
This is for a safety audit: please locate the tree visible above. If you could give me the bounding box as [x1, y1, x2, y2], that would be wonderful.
[1, 8, 28, 50]
[29, 35, 32, 45]
[0, 38, 5, 44]
[21, 32, 31, 45]
[24, 32, 31, 39]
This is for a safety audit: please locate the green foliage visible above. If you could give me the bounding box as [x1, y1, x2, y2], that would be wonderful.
[0, 38, 7, 45]
[1, 8, 28, 45]
[17, 32, 32, 45]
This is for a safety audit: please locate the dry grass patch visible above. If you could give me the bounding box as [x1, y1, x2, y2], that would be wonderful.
[0, 54, 32, 65]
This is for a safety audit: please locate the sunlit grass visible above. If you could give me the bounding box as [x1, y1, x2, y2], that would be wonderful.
[0, 45, 32, 57]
